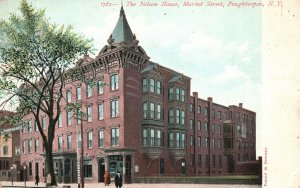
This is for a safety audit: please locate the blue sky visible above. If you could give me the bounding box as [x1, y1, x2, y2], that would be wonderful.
[0, 0, 262, 154]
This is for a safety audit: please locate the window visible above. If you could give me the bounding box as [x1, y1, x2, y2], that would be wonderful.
[181, 133, 185, 148]
[150, 129, 155, 146]
[77, 133, 82, 149]
[175, 109, 180, 124]
[174, 132, 179, 148]
[110, 100, 119, 117]
[212, 109, 215, 118]
[58, 135, 63, 151]
[34, 139, 39, 153]
[212, 124, 215, 133]
[66, 90, 71, 103]
[98, 130, 104, 148]
[156, 81, 161, 95]
[157, 130, 161, 147]
[181, 89, 185, 102]
[42, 116, 46, 130]
[28, 120, 32, 132]
[218, 124, 221, 134]
[181, 110, 185, 124]
[111, 128, 119, 146]
[168, 110, 174, 124]
[83, 159, 92, 178]
[204, 107, 208, 116]
[35, 120, 38, 131]
[58, 114, 62, 128]
[143, 103, 147, 119]
[168, 133, 174, 147]
[67, 110, 71, 126]
[219, 155, 222, 167]
[29, 162, 32, 176]
[150, 103, 155, 119]
[190, 119, 194, 130]
[237, 112, 240, 120]
[98, 80, 104, 95]
[63, 135, 70, 150]
[197, 105, 201, 114]
[142, 78, 147, 92]
[87, 106, 92, 122]
[110, 74, 119, 91]
[150, 79, 155, 93]
[205, 155, 209, 166]
[168, 88, 174, 100]
[142, 129, 147, 146]
[76, 109, 81, 124]
[87, 131, 92, 149]
[98, 103, 104, 120]
[198, 154, 201, 166]
[190, 154, 194, 166]
[218, 139, 221, 148]
[176, 88, 180, 101]
[217, 111, 221, 119]
[212, 155, 216, 166]
[22, 140, 26, 154]
[86, 84, 92, 97]
[212, 138, 215, 148]
[238, 141, 241, 150]
[189, 104, 193, 112]
[76, 87, 81, 100]
[190, 135, 194, 146]
[198, 136, 201, 147]
[157, 104, 162, 120]
[205, 137, 208, 147]
[3, 146, 8, 156]
[205, 122, 208, 132]
[28, 139, 32, 153]
[197, 121, 201, 131]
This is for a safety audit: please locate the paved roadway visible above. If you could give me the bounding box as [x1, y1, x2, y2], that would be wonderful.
[0, 181, 262, 188]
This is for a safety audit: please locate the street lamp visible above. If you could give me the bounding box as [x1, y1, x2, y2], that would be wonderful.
[23, 165, 27, 188]
[10, 166, 14, 186]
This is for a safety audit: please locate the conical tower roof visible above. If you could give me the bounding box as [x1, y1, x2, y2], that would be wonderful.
[110, 6, 134, 44]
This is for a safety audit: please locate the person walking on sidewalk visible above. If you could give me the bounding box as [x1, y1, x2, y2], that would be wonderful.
[114, 171, 122, 188]
[35, 174, 40, 185]
[104, 170, 111, 186]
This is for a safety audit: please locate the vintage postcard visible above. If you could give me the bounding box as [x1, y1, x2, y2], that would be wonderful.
[0, 0, 299, 187]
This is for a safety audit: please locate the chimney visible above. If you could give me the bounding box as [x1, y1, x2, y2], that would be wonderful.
[239, 103, 243, 108]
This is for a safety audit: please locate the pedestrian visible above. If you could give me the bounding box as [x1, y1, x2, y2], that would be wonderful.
[104, 170, 111, 186]
[114, 171, 122, 188]
[35, 174, 39, 185]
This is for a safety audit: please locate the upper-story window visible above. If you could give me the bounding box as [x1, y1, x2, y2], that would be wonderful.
[110, 74, 119, 91]
[150, 129, 155, 146]
[175, 109, 180, 124]
[34, 120, 38, 131]
[204, 107, 208, 116]
[150, 103, 155, 119]
[156, 81, 162, 95]
[76, 87, 81, 100]
[142, 129, 147, 146]
[110, 99, 119, 118]
[87, 106, 92, 122]
[181, 89, 185, 102]
[143, 103, 147, 119]
[67, 110, 72, 126]
[66, 90, 71, 103]
[87, 131, 93, 149]
[86, 84, 92, 97]
[3, 146, 8, 156]
[98, 103, 104, 120]
[34, 139, 39, 153]
[189, 104, 193, 112]
[168, 88, 174, 100]
[212, 109, 215, 118]
[142, 78, 147, 92]
[217, 111, 221, 119]
[76, 109, 81, 124]
[176, 88, 180, 101]
[58, 135, 63, 151]
[98, 80, 104, 95]
[157, 104, 161, 120]
[67, 135, 72, 150]
[181, 110, 185, 124]
[22, 140, 26, 154]
[168, 133, 174, 147]
[42, 116, 46, 130]
[197, 105, 201, 114]
[58, 114, 62, 128]
[98, 130, 104, 148]
[28, 120, 32, 133]
[150, 79, 155, 93]
[111, 128, 119, 146]
[168, 110, 174, 124]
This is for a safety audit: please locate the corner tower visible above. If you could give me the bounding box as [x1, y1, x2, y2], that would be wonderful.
[96, 6, 150, 71]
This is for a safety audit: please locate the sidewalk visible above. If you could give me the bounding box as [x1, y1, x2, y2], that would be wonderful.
[0, 181, 261, 188]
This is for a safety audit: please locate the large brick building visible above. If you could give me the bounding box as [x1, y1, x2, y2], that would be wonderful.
[20, 7, 257, 184]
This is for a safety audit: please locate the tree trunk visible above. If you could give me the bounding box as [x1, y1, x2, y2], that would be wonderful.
[45, 145, 57, 186]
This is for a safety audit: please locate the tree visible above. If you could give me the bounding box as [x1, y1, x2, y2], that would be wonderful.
[0, 0, 92, 185]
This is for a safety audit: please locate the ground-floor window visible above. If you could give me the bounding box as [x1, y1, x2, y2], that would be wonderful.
[83, 159, 92, 178]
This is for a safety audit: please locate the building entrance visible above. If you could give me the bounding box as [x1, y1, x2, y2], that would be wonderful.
[98, 158, 105, 182]
[109, 155, 122, 177]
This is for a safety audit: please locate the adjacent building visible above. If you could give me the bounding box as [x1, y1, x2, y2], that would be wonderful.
[20, 7, 258, 184]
